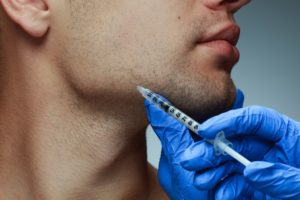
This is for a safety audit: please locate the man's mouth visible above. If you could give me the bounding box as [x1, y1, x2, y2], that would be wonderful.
[196, 24, 241, 70]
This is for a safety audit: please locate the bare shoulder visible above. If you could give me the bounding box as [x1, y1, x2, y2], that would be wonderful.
[147, 164, 169, 200]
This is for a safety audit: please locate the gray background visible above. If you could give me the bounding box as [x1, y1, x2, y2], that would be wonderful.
[147, 0, 300, 167]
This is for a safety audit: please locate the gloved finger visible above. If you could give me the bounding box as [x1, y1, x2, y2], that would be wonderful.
[144, 95, 193, 157]
[158, 140, 213, 200]
[179, 184, 213, 200]
[158, 150, 206, 200]
[244, 161, 300, 199]
[180, 137, 270, 171]
[193, 161, 243, 190]
[215, 174, 263, 200]
[157, 151, 178, 200]
[231, 89, 244, 110]
[198, 106, 286, 142]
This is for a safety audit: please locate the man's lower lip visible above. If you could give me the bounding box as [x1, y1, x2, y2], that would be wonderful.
[199, 40, 240, 63]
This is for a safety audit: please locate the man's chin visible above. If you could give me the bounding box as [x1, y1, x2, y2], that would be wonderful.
[169, 82, 236, 124]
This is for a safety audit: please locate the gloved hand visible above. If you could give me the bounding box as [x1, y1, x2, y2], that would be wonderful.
[180, 105, 300, 199]
[144, 89, 244, 200]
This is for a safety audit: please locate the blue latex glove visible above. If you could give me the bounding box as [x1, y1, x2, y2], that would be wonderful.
[144, 89, 244, 200]
[180, 106, 300, 199]
[245, 161, 300, 199]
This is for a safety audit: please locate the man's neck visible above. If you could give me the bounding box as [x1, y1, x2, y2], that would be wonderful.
[0, 60, 167, 199]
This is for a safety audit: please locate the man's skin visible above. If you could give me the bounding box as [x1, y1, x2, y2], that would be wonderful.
[0, 0, 249, 199]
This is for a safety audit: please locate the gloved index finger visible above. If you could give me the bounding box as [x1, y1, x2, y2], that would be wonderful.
[198, 106, 285, 143]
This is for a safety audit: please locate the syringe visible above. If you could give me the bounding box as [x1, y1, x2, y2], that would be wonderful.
[137, 86, 251, 167]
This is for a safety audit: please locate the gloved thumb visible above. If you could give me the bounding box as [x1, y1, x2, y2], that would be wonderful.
[144, 94, 193, 158]
[244, 161, 300, 199]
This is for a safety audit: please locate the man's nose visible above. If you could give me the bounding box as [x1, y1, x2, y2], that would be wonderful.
[203, 0, 251, 13]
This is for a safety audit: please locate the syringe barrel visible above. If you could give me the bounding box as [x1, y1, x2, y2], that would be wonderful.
[144, 89, 201, 133]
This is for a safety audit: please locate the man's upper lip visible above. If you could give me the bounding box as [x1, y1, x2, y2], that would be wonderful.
[199, 24, 240, 46]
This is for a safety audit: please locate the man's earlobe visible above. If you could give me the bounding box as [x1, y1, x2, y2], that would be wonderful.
[0, 0, 50, 37]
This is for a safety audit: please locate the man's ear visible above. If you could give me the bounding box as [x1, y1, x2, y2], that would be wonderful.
[0, 0, 50, 37]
